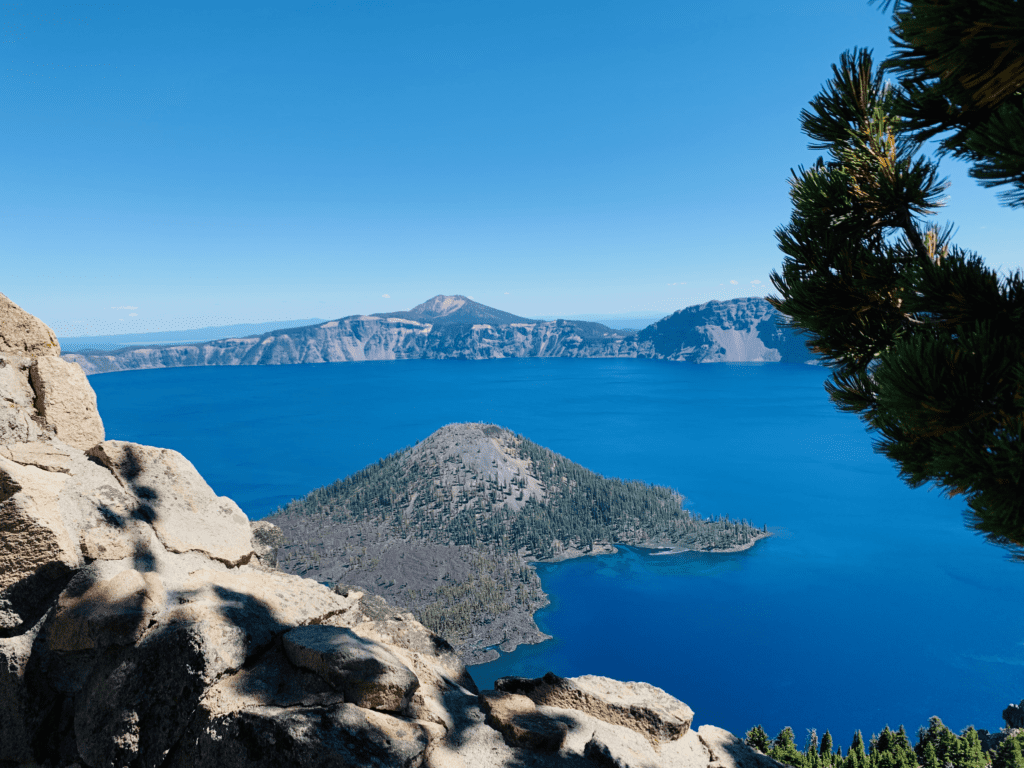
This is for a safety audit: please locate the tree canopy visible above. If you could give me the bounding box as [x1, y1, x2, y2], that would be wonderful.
[873, 0, 1024, 208]
[767, 0, 1024, 558]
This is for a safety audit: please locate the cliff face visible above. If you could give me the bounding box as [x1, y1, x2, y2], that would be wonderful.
[1, 290, 788, 768]
[635, 297, 817, 363]
[62, 296, 820, 375]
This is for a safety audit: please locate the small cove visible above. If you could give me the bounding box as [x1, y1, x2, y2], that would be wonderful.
[91, 357, 1024, 743]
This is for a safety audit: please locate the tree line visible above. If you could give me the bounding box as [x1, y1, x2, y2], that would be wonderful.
[745, 717, 1023, 768]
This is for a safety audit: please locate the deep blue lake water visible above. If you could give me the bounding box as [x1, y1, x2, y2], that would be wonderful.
[90, 358, 1024, 746]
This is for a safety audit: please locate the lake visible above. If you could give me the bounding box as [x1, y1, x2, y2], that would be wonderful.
[91, 358, 1024, 746]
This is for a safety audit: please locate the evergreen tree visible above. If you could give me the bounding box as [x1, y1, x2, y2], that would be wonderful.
[822, 731, 836, 767]
[807, 729, 821, 768]
[849, 731, 869, 768]
[768, 32, 1024, 555]
[871, 0, 1024, 209]
[873, 725, 918, 768]
[772, 727, 806, 768]
[918, 717, 959, 767]
[952, 727, 989, 768]
[993, 734, 1024, 768]
[747, 725, 772, 754]
[921, 740, 941, 768]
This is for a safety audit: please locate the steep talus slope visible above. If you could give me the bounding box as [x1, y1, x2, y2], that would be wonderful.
[636, 297, 818, 363]
[63, 295, 818, 374]
[1, 289, 791, 767]
[267, 422, 770, 664]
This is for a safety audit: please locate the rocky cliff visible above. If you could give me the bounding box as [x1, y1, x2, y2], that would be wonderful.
[62, 296, 820, 375]
[1, 290, 791, 767]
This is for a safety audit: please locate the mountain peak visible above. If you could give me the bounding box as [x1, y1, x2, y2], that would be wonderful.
[409, 295, 471, 319]
[376, 295, 539, 326]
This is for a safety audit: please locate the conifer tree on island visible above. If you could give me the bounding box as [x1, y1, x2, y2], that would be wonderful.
[766, 0, 1024, 558]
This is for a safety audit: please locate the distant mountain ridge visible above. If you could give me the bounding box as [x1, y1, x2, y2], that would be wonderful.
[62, 295, 821, 374]
[57, 318, 328, 353]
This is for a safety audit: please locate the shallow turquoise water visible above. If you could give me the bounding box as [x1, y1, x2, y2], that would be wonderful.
[91, 358, 1024, 743]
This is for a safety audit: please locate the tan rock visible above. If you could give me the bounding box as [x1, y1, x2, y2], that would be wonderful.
[79, 522, 133, 560]
[66, 570, 346, 768]
[479, 690, 569, 753]
[0, 293, 60, 356]
[282, 624, 420, 713]
[0, 457, 78, 631]
[495, 672, 694, 745]
[168, 568, 359, 665]
[48, 569, 167, 651]
[0, 399, 44, 445]
[0, 356, 36, 409]
[172, 699, 430, 768]
[72, 619, 238, 768]
[329, 589, 477, 694]
[28, 356, 104, 450]
[164, 645, 431, 768]
[250, 519, 283, 568]
[0, 617, 43, 763]
[0, 441, 74, 474]
[88, 441, 253, 565]
[0, 357, 44, 445]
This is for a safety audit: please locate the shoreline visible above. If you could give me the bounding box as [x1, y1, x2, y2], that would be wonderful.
[643, 530, 773, 556]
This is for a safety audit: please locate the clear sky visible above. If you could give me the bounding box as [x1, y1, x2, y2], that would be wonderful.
[5, 1, 1021, 337]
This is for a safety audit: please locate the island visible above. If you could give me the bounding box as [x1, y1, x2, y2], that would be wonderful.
[266, 422, 772, 665]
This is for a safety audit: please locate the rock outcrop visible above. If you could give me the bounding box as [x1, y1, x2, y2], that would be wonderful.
[1, 290, 786, 767]
[62, 296, 820, 374]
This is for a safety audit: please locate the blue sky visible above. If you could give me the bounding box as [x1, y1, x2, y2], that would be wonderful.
[4, 1, 1021, 337]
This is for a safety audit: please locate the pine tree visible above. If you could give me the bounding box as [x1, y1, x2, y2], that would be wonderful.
[952, 727, 989, 768]
[849, 731, 868, 768]
[871, 0, 1024, 208]
[772, 727, 806, 768]
[918, 717, 959, 767]
[768, 34, 1024, 556]
[747, 725, 772, 754]
[921, 741, 941, 768]
[993, 735, 1024, 768]
[807, 730, 821, 768]
[822, 731, 836, 767]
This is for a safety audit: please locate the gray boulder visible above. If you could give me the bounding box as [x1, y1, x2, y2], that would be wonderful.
[283, 624, 420, 713]
[496, 671, 694, 745]
[0, 456, 80, 632]
[29, 356, 105, 451]
[47, 568, 167, 651]
[479, 689, 569, 752]
[88, 440, 254, 566]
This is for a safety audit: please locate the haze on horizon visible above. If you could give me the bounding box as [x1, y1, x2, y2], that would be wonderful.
[6, 1, 1021, 337]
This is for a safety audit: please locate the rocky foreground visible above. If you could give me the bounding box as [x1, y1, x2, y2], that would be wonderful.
[62, 295, 820, 375]
[1, 290, 788, 767]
